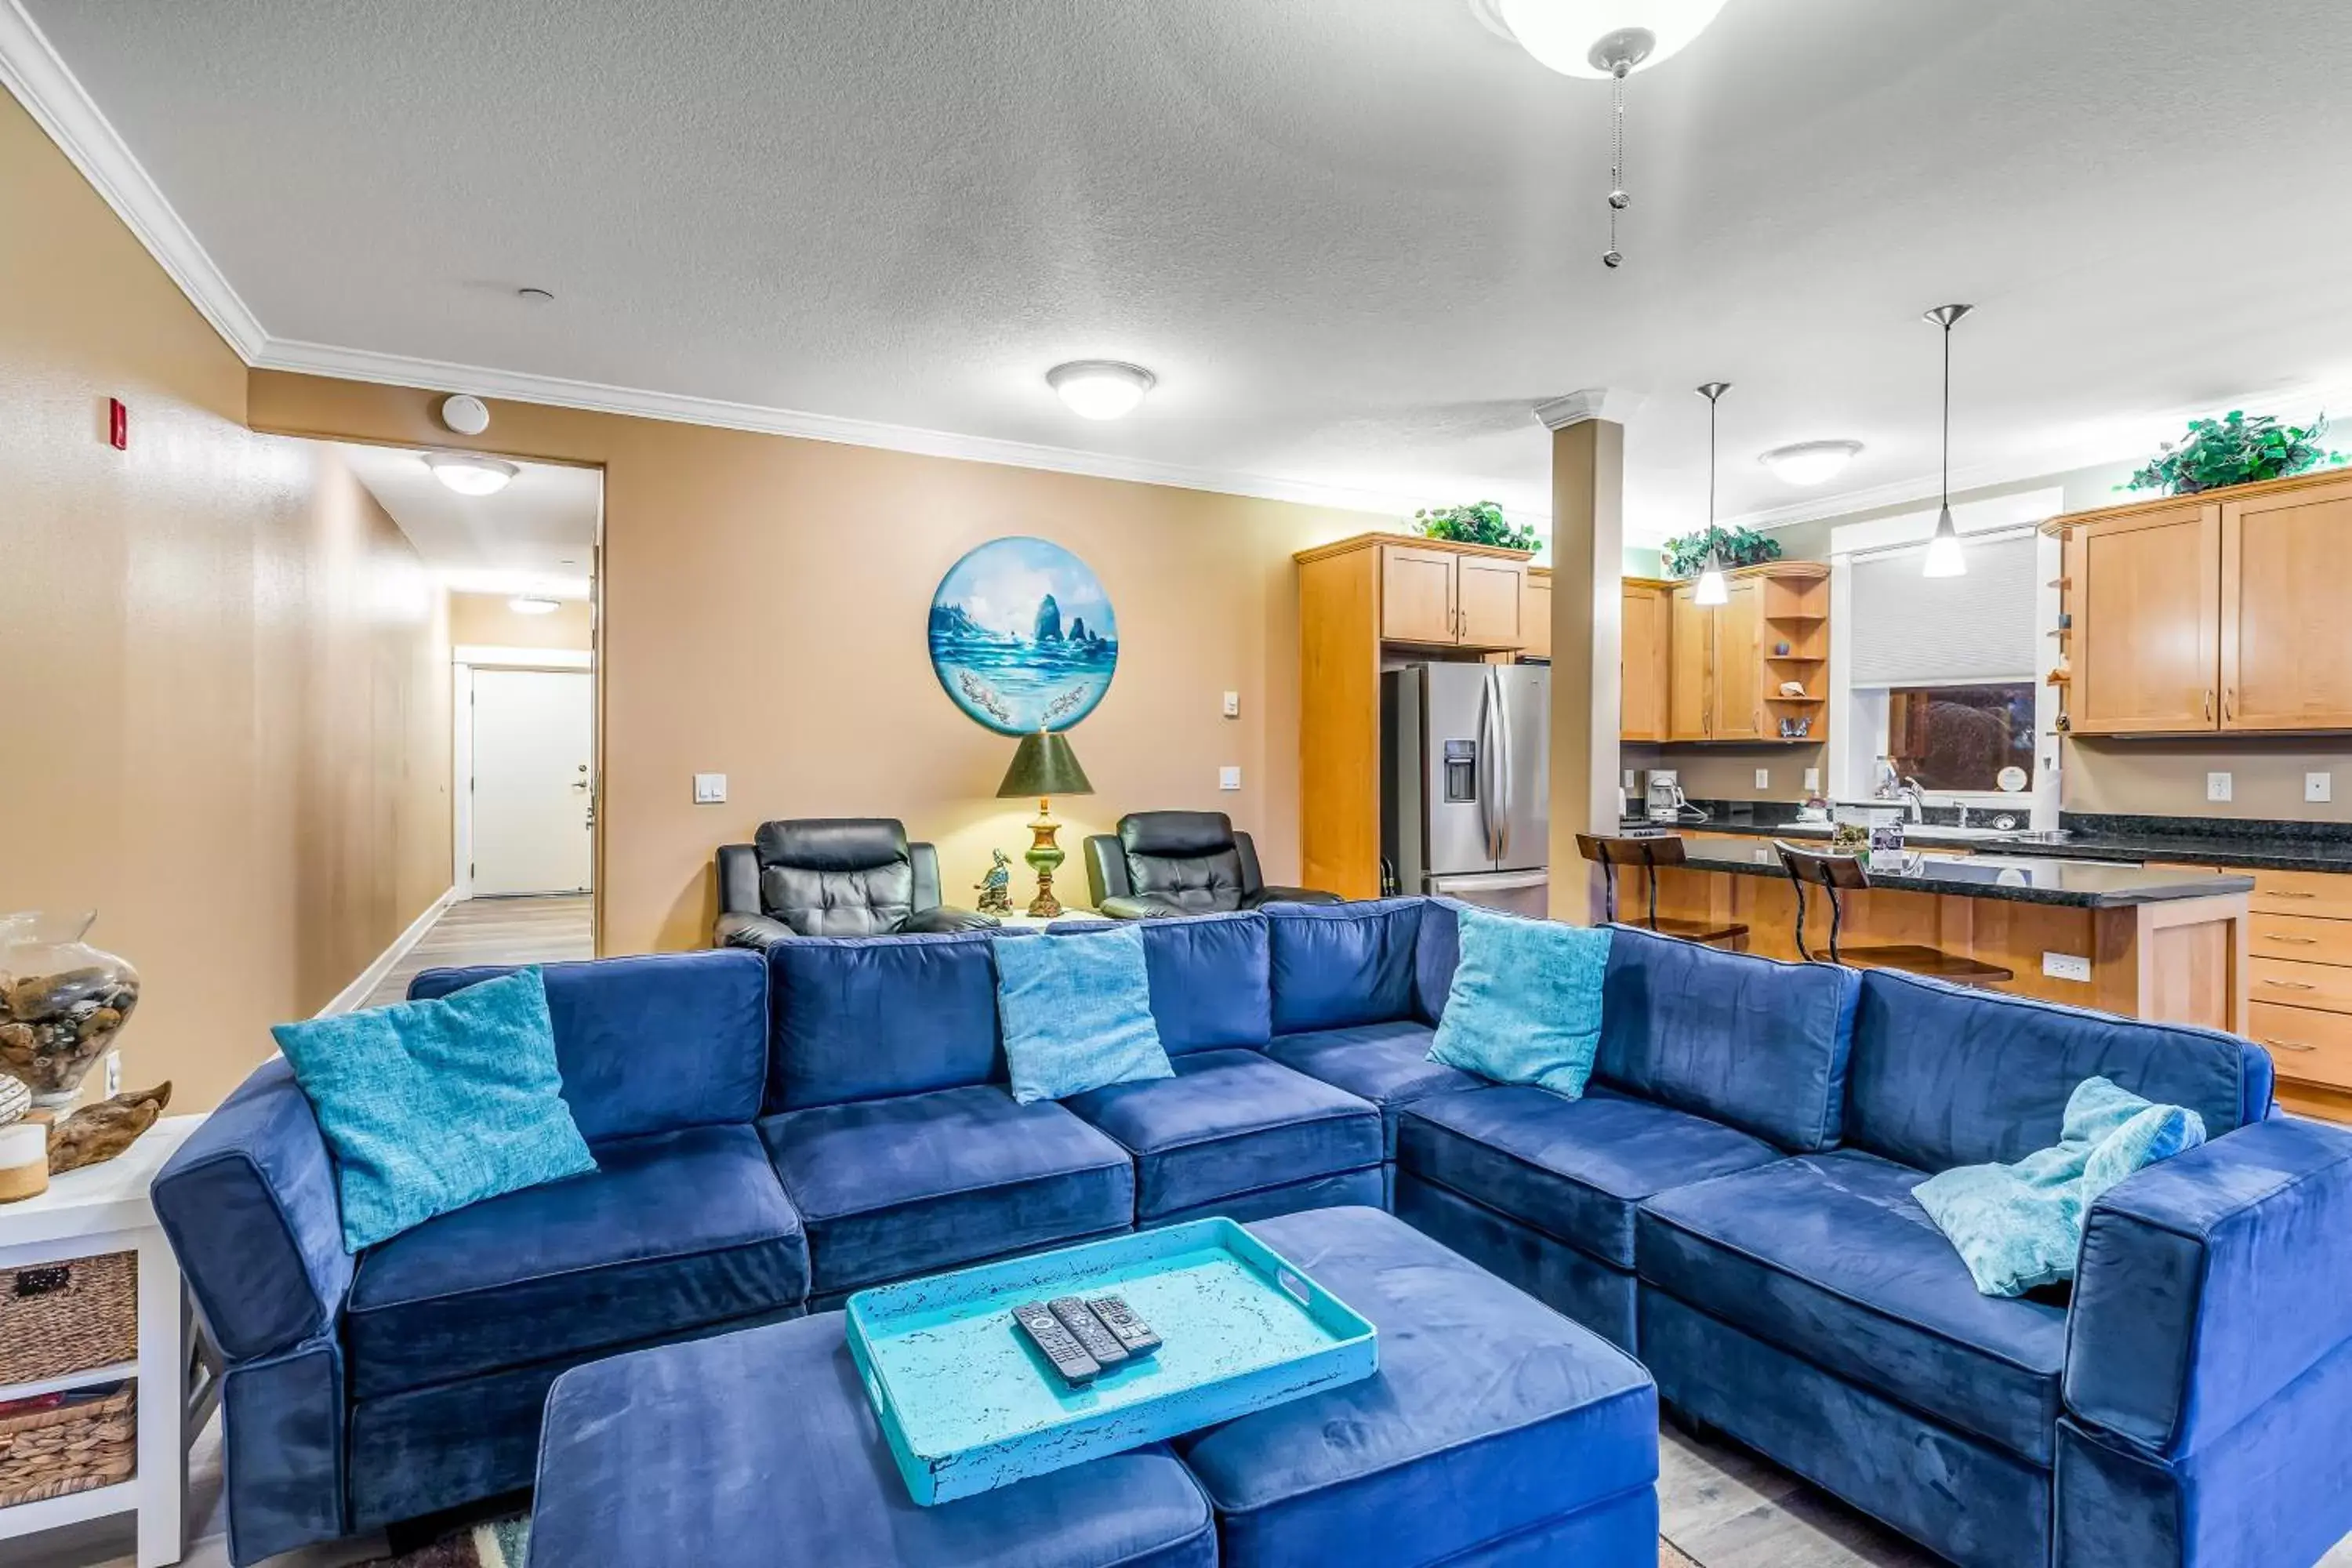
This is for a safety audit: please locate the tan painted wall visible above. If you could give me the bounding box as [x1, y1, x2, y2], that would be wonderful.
[2065, 739, 2352, 824]
[2, 93, 451, 1110]
[450, 592, 594, 652]
[246, 372, 1381, 952]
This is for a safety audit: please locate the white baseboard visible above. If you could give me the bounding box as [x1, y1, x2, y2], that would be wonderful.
[317, 887, 457, 1017]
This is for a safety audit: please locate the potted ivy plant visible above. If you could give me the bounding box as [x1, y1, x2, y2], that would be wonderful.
[2125, 410, 2347, 495]
[1411, 502, 1540, 554]
[1659, 524, 1783, 579]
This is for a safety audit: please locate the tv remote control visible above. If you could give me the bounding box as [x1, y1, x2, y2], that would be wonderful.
[1012, 1301, 1100, 1385]
[1085, 1295, 1162, 1357]
[1048, 1296, 1130, 1367]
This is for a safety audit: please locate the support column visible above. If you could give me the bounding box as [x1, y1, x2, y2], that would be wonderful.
[1535, 390, 1639, 924]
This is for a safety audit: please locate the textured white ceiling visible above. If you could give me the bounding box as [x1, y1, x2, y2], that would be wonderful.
[336, 443, 599, 599]
[29, 0, 2352, 543]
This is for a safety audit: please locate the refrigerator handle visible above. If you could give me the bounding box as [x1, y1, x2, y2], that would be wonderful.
[1494, 667, 1515, 862]
[1477, 668, 1501, 862]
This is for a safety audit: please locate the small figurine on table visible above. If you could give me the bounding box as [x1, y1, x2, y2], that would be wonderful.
[975, 850, 1015, 916]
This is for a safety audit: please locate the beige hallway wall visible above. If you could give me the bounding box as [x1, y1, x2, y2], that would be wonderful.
[2, 92, 451, 1110]
[246, 373, 1385, 953]
[450, 591, 594, 651]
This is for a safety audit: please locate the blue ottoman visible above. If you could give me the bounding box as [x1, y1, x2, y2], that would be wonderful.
[1181, 1207, 1659, 1567]
[529, 1312, 1214, 1568]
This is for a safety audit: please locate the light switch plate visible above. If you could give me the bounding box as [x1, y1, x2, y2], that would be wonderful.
[2042, 952, 2092, 983]
[693, 772, 728, 804]
[1804, 768, 1820, 793]
[2206, 771, 2233, 803]
[1751, 768, 1769, 789]
[1222, 691, 1240, 718]
[1218, 766, 1242, 791]
[2310, 772, 2334, 804]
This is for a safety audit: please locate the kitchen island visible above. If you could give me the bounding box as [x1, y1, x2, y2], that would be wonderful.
[1624, 834, 2253, 1031]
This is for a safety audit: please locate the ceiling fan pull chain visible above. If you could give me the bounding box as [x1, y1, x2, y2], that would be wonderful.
[1602, 64, 1628, 268]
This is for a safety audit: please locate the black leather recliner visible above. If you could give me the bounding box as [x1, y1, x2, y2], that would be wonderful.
[1083, 811, 1342, 920]
[714, 818, 998, 949]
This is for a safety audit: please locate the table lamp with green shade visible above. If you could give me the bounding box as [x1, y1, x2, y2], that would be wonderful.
[996, 728, 1093, 918]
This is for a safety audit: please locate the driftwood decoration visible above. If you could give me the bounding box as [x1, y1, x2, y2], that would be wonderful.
[47, 1081, 171, 1175]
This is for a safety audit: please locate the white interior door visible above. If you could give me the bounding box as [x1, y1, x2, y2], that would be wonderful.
[470, 670, 593, 895]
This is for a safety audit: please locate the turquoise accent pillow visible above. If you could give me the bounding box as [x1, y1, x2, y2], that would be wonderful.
[1427, 909, 1611, 1098]
[1914, 1075, 2207, 1298]
[994, 926, 1174, 1105]
[271, 967, 597, 1253]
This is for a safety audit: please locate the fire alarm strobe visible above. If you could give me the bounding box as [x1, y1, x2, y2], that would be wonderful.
[439, 394, 491, 436]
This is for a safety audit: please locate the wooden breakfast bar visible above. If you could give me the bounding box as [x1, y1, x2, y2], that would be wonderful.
[1627, 836, 2255, 1033]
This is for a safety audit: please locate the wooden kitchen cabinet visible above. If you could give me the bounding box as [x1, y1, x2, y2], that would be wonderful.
[2222, 475, 2352, 731]
[1621, 579, 1668, 741]
[1668, 585, 1712, 740]
[1520, 568, 1553, 661]
[1374, 542, 1526, 649]
[1711, 579, 1768, 740]
[1657, 563, 1828, 744]
[1380, 545, 1465, 644]
[2069, 502, 2221, 735]
[1456, 555, 1527, 646]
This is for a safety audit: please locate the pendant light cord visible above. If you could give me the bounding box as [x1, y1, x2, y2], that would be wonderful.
[1940, 315, 1953, 511]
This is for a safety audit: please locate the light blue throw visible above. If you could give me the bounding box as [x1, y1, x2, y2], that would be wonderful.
[271, 967, 597, 1253]
[1426, 908, 1610, 1098]
[993, 925, 1174, 1105]
[1914, 1075, 2207, 1298]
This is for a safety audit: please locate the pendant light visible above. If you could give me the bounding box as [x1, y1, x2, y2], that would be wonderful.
[1922, 304, 1973, 579]
[1693, 381, 1731, 606]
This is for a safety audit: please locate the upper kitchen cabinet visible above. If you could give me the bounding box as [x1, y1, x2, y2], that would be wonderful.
[1657, 563, 1828, 744]
[2057, 470, 2352, 736]
[1358, 537, 1529, 649]
[1621, 579, 1669, 741]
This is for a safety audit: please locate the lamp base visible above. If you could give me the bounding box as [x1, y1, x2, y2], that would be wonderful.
[1024, 798, 1065, 920]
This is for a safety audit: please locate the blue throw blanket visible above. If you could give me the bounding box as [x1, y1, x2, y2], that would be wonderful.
[1914, 1076, 2206, 1298]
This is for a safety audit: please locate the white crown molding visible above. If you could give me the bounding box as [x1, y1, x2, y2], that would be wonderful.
[1534, 388, 1647, 430]
[0, 0, 265, 359]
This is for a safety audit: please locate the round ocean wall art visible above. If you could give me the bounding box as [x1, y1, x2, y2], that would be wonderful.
[927, 537, 1120, 735]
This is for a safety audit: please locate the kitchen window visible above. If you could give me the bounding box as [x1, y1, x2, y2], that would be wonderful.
[1886, 683, 2035, 793]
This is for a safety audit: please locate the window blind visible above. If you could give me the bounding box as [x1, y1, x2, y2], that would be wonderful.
[1849, 532, 2038, 687]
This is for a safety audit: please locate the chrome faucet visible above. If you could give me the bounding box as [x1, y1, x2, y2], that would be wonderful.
[1899, 776, 1927, 824]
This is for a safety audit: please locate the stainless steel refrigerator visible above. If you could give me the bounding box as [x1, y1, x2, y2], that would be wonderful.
[1381, 662, 1550, 916]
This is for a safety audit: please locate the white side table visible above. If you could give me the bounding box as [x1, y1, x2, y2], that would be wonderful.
[995, 909, 1100, 928]
[0, 1115, 206, 1567]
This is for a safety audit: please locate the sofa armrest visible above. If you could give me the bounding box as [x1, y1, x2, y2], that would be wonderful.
[1100, 893, 1186, 920]
[902, 905, 1000, 935]
[154, 1058, 354, 1363]
[2066, 1116, 2352, 1458]
[715, 910, 797, 950]
[1248, 885, 1344, 908]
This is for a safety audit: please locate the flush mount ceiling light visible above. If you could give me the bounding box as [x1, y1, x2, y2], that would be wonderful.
[1759, 440, 1864, 487]
[1479, 0, 1731, 267]
[1693, 381, 1732, 607]
[423, 452, 519, 496]
[1922, 303, 1975, 579]
[1046, 361, 1156, 421]
[508, 597, 561, 615]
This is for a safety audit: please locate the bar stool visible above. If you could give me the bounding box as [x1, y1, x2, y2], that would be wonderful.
[1773, 841, 2014, 984]
[1575, 833, 1750, 949]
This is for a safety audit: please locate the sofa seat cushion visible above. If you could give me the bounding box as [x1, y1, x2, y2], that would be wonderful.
[1637, 1148, 2069, 1465]
[1265, 1021, 1482, 1156]
[760, 1085, 1134, 1294]
[1065, 1050, 1382, 1221]
[1177, 1207, 1657, 1567]
[346, 1124, 808, 1399]
[1396, 1085, 1780, 1270]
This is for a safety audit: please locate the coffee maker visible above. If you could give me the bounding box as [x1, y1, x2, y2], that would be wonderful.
[1645, 769, 1688, 825]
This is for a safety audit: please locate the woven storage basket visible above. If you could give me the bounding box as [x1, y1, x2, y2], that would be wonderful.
[0, 1381, 136, 1508]
[0, 1251, 136, 1385]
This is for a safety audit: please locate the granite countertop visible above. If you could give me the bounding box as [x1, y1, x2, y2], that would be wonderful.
[1670, 837, 2254, 908]
[1972, 813, 2352, 875]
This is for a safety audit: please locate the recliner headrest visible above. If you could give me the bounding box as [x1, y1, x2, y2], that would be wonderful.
[1120, 811, 1236, 858]
[755, 818, 910, 873]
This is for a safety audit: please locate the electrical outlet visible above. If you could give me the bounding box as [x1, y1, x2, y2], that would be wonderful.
[1221, 691, 1240, 718]
[2042, 952, 2092, 983]
[693, 772, 728, 804]
[2206, 771, 2233, 803]
[1754, 768, 1772, 789]
[1218, 766, 1242, 791]
[1803, 768, 1820, 793]
[2310, 771, 2334, 804]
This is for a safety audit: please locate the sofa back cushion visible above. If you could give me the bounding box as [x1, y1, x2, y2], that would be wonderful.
[1412, 898, 1463, 1026]
[1593, 925, 1859, 1153]
[1050, 911, 1272, 1054]
[407, 949, 768, 1144]
[767, 930, 1021, 1109]
[1846, 970, 2274, 1174]
[1268, 898, 1425, 1033]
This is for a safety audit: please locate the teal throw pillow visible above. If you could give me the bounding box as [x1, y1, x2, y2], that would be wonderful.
[1427, 908, 1611, 1098]
[1914, 1075, 2207, 1298]
[272, 967, 597, 1252]
[994, 926, 1174, 1105]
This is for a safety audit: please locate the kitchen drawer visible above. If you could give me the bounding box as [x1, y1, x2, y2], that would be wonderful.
[2250, 1002, 2352, 1092]
[2249, 956, 2352, 1015]
[2250, 913, 2352, 966]
[2241, 867, 2352, 921]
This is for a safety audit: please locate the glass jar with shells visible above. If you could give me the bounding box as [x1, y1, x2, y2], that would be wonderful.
[0, 912, 140, 1109]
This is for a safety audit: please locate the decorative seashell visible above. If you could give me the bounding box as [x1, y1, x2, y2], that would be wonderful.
[0, 1073, 27, 1128]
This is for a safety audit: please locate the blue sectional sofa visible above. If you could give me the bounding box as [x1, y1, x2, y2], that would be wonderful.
[155, 898, 2352, 1568]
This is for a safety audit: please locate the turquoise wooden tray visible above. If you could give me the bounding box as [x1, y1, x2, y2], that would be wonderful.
[844, 1218, 1378, 1504]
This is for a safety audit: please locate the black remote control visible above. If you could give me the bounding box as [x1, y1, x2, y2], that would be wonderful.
[1085, 1295, 1163, 1358]
[1012, 1301, 1100, 1385]
[1048, 1296, 1130, 1368]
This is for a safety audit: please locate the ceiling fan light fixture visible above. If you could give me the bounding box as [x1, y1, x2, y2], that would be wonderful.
[1759, 439, 1864, 487]
[1490, 0, 1731, 78]
[423, 452, 519, 496]
[1046, 361, 1156, 421]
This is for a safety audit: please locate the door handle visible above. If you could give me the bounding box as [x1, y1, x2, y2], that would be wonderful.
[2224, 688, 2235, 722]
[2263, 979, 2318, 991]
[2261, 1037, 2319, 1053]
[2203, 689, 2213, 722]
[2270, 890, 2319, 900]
